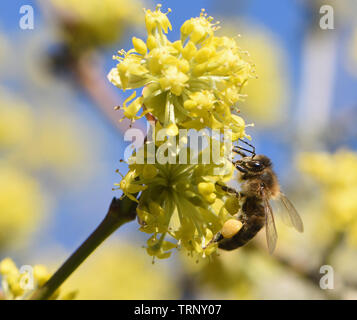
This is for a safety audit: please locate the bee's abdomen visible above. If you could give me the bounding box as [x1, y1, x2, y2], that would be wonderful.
[218, 196, 265, 251]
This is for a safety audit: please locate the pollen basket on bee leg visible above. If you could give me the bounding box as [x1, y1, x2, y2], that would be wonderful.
[221, 219, 243, 239]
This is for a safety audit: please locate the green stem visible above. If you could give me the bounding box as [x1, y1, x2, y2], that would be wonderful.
[30, 196, 137, 300]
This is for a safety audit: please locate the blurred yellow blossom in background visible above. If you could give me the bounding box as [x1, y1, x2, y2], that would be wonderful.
[0, 91, 44, 248]
[298, 149, 357, 247]
[50, 0, 143, 52]
[0, 258, 76, 300]
[219, 23, 289, 126]
[0, 163, 45, 249]
[0, 88, 94, 248]
[7, 111, 90, 181]
[178, 247, 298, 299]
[0, 89, 93, 183]
[0, 94, 34, 150]
[108, 5, 254, 139]
[64, 241, 179, 299]
[179, 250, 254, 299]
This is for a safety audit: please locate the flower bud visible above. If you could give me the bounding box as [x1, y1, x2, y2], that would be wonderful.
[198, 182, 215, 195]
[195, 47, 214, 63]
[132, 37, 147, 55]
[146, 35, 157, 50]
[182, 41, 197, 60]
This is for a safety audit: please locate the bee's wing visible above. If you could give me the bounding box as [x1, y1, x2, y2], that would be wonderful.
[264, 197, 278, 254]
[276, 193, 304, 233]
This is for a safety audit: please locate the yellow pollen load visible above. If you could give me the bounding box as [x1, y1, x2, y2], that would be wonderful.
[221, 219, 243, 239]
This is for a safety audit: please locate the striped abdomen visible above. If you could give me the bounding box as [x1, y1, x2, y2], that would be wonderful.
[218, 196, 265, 251]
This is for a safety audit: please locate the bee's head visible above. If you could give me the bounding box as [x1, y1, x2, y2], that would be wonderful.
[238, 154, 272, 173]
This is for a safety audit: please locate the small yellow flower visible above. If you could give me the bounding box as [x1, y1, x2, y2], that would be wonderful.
[116, 169, 147, 202]
[180, 9, 216, 44]
[121, 92, 147, 121]
[159, 66, 189, 96]
[145, 5, 172, 35]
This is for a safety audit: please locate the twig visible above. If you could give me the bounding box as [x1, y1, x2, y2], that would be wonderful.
[74, 54, 145, 134]
[39, 0, 145, 135]
[30, 196, 137, 300]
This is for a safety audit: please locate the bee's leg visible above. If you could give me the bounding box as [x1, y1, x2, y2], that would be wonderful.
[217, 183, 240, 197]
[212, 232, 224, 243]
[232, 161, 249, 174]
[203, 232, 224, 249]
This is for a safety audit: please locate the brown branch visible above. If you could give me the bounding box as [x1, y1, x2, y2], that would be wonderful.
[73, 54, 146, 134]
[30, 196, 137, 300]
[39, 0, 146, 136]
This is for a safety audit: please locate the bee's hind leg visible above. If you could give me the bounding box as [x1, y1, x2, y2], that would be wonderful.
[203, 232, 224, 249]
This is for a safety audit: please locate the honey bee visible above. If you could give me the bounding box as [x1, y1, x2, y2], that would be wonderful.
[214, 143, 303, 254]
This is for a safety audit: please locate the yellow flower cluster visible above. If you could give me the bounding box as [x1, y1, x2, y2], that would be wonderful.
[116, 141, 238, 259]
[0, 258, 76, 300]
[51, 0, 143, 51]
[298, 150, 357, 246]
[108, 5, 254, 140]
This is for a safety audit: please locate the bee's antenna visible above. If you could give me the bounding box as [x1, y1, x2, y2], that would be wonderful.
[232, 146, 248, 158]
[233, 146, 255, 158]
[238, 139, 256, 158]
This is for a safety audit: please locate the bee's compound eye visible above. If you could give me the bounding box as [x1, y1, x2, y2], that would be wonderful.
[221, 219, 243, 239]
[251, 161, 263, 169]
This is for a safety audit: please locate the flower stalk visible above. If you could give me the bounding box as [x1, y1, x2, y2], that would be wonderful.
[30, 196, 137, 300]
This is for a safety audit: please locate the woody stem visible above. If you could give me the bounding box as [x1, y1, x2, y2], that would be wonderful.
[30, 196, 137, 300]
